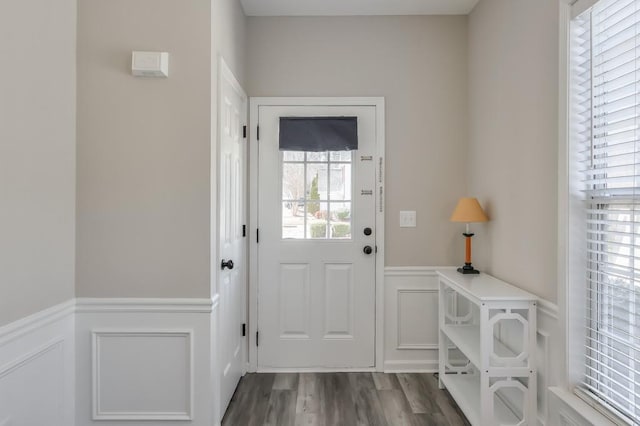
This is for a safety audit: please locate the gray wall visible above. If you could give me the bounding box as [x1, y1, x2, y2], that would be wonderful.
[247, 16, 469, 266]
[468, 0, 559, 302]
[2, 0, 559, 322]
[0, 0, 77, 326]
[77, 0, 246, 298]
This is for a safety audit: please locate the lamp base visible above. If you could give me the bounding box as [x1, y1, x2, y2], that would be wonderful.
[457, 263, 480, 274]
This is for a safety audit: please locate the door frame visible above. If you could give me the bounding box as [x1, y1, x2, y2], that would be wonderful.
[248, 97, 385, 372]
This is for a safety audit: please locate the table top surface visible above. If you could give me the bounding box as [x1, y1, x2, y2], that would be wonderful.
[437, 269, 538, 302]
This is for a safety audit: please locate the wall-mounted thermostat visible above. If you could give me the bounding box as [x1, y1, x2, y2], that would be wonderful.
[131, 51, 169, 77]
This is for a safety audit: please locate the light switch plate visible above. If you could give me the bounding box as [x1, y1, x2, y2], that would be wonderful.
[399, 210, 416, 227]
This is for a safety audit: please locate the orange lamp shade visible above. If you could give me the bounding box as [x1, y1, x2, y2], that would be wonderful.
[450, 198, 489, 223]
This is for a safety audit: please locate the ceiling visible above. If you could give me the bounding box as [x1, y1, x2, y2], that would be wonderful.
[240, 0, 481, 16]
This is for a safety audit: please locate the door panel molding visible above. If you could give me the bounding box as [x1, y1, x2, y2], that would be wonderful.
[278, 263, 311, 338]
[248, 97, 385, 371]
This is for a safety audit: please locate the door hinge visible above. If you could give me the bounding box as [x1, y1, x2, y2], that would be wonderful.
[257, 125, 260, 141]
[243, 125, 247, 139]
[256, 228, 259, 243]
[242, 323, 246, 337]
[256, 331, 259, 346]
[242, 224, 246, 237]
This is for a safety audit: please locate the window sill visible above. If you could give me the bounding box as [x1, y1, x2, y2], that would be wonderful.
[549, 387, 620, 426]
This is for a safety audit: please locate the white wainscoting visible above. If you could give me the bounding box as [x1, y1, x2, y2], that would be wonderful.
[92, 329, 193, 421]
[75, 297, 217, 426]
[0, 300, 75, 426]
[384, 267, 446, 372]
[383, 267, 560, 426]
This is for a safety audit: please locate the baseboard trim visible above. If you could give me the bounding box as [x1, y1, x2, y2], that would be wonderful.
[383, 360, 439, 373]
[0, 299, 75, 347]
[76, 298, 213, 313]
[257, 367, 377, 373]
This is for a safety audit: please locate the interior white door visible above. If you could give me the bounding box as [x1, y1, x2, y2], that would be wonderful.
[257, 105, 377, 368]
[218, 63, 246, 413]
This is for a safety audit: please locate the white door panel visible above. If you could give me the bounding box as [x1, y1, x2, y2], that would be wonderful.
[257, 105, 377, 368]
[218, 62, 246, 414]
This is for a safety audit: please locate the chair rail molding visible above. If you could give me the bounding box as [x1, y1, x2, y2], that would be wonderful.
[75, 297, 215, 313]
[0, 299, 75, 346]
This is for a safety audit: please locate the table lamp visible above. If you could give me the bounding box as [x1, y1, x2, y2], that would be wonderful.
[450, 197, 489, 274]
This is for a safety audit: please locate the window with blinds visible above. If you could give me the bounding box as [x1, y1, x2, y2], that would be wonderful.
[571, 0, 640, 423]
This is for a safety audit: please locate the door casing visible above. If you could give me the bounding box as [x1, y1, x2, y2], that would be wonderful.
[248, 97, 386, 372]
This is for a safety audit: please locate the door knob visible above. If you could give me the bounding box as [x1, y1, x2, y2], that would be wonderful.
[363, 246, 373, 255]
[221, 259, 234, 270]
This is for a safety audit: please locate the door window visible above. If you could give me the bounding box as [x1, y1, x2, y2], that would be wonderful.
[281, 150, 352, 239]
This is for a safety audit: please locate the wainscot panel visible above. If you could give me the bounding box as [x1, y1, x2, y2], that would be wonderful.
[384, 267, 448, 372]
[0, 300, 75, 426]
[75, 297, 217, 426]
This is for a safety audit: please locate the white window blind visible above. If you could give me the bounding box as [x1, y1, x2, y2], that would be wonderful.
[572, 0, 640, 423]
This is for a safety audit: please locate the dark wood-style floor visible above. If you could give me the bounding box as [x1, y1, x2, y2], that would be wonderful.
[221, 373, 471, 426]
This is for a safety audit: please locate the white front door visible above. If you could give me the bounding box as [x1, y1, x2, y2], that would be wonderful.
[218, 61, 246, 413]
[257, 104, 378, 368]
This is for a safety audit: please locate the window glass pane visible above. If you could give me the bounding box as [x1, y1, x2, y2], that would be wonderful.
[281, 150, 352, 240]
[330, 202, 351, 239]
[329, 164, 352, 201]
[283, 151, 304, 161]
[282, 163, 305, 201]
[309, 216, 328, 239]
[307, 151, 328, 162]
[306, 163, 328, 203]
[282, 201, 305, 239]
[330, 151, 352, 162]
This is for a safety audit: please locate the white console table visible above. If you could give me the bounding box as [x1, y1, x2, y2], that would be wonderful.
[437, 270, 537, 426]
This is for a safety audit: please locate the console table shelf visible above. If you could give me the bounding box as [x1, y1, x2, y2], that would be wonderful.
[440, 373, 521, 425]
[438, 270, 537, 426]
